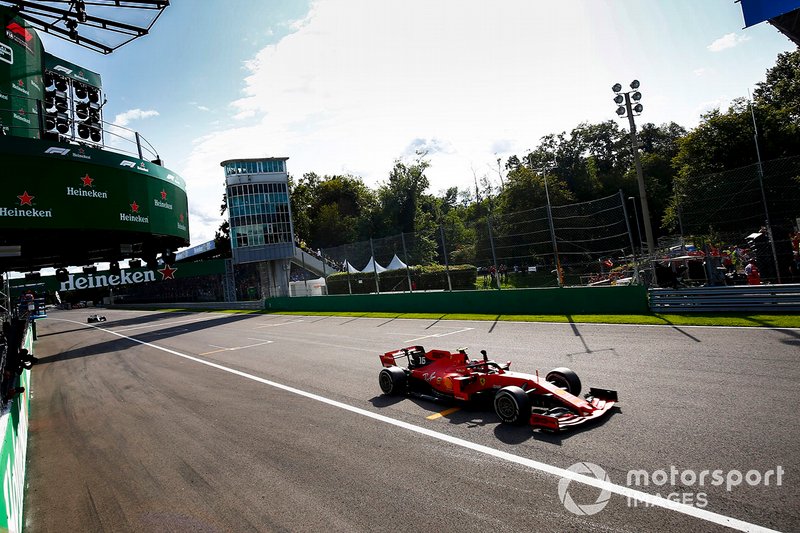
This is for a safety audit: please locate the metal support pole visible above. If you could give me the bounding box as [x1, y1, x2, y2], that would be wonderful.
[544, 174, 563, 287]
[440, 225, 452, 291]
[749, 99, 782, 283]
[624, 92, 655, 257]
[486, 213, 501, 290]
[370, 238, 380, 293]
[301, 251, 308, 296]
[628, 196, 643, 251]
[134, 131, 144, 160]
[401, 233, 413, 292]
[620, 191, 638, 282]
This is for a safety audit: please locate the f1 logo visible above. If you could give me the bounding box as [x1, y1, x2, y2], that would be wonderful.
[120, 160, 136, 168]
[44, 147, 71, 155]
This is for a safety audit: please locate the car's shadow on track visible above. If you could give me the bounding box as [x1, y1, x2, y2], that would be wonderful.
[368, 393, 621, 444]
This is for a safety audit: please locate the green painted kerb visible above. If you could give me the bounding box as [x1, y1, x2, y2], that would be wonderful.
[265, 286, 649, 315]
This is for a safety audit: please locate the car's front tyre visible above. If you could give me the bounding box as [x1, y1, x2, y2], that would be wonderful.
[494, 386, 531, 425]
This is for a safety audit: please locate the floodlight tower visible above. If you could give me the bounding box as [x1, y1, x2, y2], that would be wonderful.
[613, 80, 655, 256]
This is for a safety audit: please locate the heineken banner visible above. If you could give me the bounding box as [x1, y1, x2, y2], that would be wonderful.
[0, 135, 189, 240]
[10, 259, 226, 294]
[1, 6, 45, 139]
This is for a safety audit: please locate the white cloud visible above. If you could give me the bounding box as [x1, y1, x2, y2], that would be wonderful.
[179, 1, 619, 246]
[196, 105, 210, 112]
[707, 33, 750, 52]
[113, 108, 160, 127]
[172, 0, 787, 248]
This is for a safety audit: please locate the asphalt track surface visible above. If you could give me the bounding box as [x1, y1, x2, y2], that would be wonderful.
[23, 309, 800, 532]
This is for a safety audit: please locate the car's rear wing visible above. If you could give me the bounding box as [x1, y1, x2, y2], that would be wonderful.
[380, 345, 426, 367]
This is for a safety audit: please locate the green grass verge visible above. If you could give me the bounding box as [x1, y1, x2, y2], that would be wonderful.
[116, 307, 800, 327]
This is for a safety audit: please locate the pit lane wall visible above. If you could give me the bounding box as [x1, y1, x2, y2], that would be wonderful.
[0, 327, 32, 533]
[264, 286, 649, 315]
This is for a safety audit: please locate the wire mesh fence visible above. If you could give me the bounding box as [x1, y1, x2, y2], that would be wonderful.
[674, 155, 800, 284]
[316, 191, 639, 293]
[305, 156, 799, 293]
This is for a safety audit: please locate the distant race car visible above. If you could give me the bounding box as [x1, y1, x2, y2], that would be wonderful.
[87, 314, 107, 323]
[379, 346, 618, 431]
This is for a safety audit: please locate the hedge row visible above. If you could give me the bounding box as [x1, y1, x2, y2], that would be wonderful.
[326, 264, 476, 294]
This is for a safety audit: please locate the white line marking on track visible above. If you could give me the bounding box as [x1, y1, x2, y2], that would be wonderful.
[404, 327, 473, 343]
[254, 320, 304, 328]
[199, 340, 273, 355]
[64, 318, 778, 533]
[115, 316, 213, 332]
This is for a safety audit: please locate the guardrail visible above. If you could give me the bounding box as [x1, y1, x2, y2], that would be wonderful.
[649, 284, 800, 313]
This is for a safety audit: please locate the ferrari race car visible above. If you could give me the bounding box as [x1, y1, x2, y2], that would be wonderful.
[87, 314, 107, 323]
[379, 346, 618, 431]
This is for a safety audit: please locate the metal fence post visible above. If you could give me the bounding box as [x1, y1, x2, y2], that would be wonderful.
[370, 238, 380, 293]
[440, 224, 452, 291]
[401, 232, 413, 292]
[487, 211, 501, 290]
[544, 175, 563, 287]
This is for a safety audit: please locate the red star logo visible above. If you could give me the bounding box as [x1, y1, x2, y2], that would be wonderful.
[81, 174, 94, 187]
[130, 200, 140, 213]
[160, 190, 167, 200]
[17, 80, 23, 86]
[17, 191, 34, 206]
[17, 108, 25, 116]
[158, 264, 177, 280]
[179, 213, 185, 222]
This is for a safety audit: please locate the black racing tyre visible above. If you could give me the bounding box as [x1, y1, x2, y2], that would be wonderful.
[379, 367, 407, 395]
[546, 367, 581, 396]
[493, 386, 531, 425]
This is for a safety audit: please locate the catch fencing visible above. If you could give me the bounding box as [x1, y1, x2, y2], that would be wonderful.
[312, 191, 637, 292]
[673, 155, 800, 284]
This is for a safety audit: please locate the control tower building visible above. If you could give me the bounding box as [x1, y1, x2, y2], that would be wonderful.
[221, 157, 294, 298]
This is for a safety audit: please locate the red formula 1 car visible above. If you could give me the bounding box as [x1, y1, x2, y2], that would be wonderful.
[379, 346, 618, 431]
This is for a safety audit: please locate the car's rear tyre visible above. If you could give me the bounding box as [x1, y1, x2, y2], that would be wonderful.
[379, 367, 407, 395]
[546, 367, 581, 396]
[494, 386, 531, 425]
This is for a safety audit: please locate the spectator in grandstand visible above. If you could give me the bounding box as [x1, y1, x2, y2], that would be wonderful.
[790, 230, 800, 280]
[745, 258, 761, 285]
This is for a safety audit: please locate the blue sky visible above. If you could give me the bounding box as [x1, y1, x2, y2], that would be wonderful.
[37, 0, 798, 248]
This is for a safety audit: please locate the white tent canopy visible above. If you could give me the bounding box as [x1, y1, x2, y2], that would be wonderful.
[342, 260, 361, 274]
[361, 257, 387, 273]
[386, 254, 408, 271]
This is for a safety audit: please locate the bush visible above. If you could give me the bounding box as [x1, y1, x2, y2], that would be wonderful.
[326, 264, 476, 294]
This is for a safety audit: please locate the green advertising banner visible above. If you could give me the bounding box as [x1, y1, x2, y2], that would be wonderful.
[1, 6, 44, 139]
[9, 259, 226, 294]
[0, 329, 32, 533]
[43, 52, 102, 88]
[0, 136, 189, 241]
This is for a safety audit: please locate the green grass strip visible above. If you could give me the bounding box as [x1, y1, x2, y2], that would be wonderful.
[116, 307, 800, 328]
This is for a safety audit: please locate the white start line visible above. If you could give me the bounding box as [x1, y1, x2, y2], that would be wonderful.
[63, 318, 778, 533]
